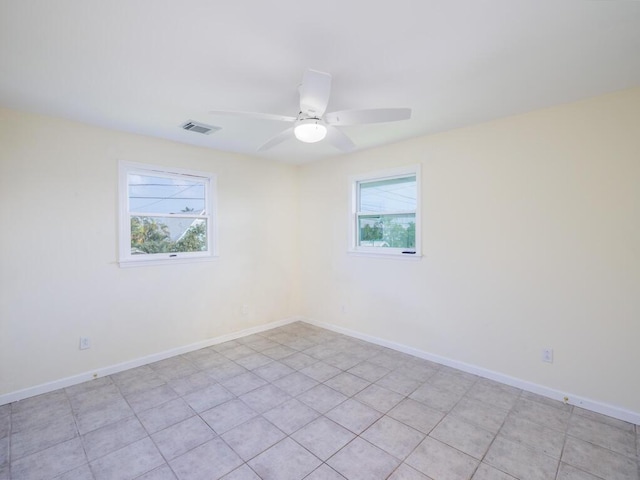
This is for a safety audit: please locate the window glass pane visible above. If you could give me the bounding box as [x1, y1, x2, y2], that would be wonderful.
[359, 175, 416, 213]
[130, 216, 207, 254]
[128, 174, 206, 214]
[358, 213, 416, 248]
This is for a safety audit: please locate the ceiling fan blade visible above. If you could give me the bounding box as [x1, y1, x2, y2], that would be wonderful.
[209, 110, 296, 123]
[325, 125, 356, 152]
[257, 127, 295, 152]
[325, 108, 411, 126]
[299, 69, 332, 117]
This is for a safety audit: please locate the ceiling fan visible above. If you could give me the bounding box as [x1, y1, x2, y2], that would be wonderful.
[209, 69, 411, 152]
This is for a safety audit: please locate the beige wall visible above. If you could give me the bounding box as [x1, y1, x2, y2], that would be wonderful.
[298, 87, 640, 414]
[0, 109, 301, 396]
[2, 87, 639, 416]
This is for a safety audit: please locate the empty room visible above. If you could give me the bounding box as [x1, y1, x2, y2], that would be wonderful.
[1, 1, 639, 479]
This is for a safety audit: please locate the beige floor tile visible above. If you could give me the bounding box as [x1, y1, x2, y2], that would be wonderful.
[136, 397, 195, 434]
[484, 435, 559, 480]
[573, 407, 636, 433]
[297, 384, 348, 413]
[81, 415, 147, 461]
[239, 384, 291, 413]
[388, 463, 433, 479]
[388, 398, 444, 434]
[151, 416, 215, 460]
[427, 370, 476, 396]
[326, 399, 382, 434]
[125, 384, 178, 414]
[10, 413, 77, 460]
[509, 397, 571, 432]
[429, 414, 494, 459]
[361, 416, 425, 460]
[221, 416, 286, 461]
[11, 438, 87, 480]
[166, 371, 217, 396]
[170, 437, 243, 480]
[299, 361, 341, 382]
[272, 371, 318, 396]
[376, 371, 423, 396]
[347, 361, 391, 383]
[304, 464, 346, 480]
[248, 437, 321, 480]
[221, 372, 268, 396]
[410, 383, 465, 412]
[500, 415, 566, 458]
[253, 361, 296, 382]
[263, 398, 319, 434]
[451, 397, 509, 433]
[471, 463, 517, 480]
[406, 437, 479, 480]
[355, 384, 405, 413]
[90, 437, 163, 480]
[568, 413, 637, 458]
[556, 462, 603, 480]
[220, 464, 261, 480]
[291, 416, 355, 460]
[54, 463, 96, 480]
[328, 437, 400, 480]
[280, 352, 319, 370]
[325, 372, 371, 397]
[200, 399, 257, 434]
[561, 436, 638, 480]
[466, 381, 520, 411]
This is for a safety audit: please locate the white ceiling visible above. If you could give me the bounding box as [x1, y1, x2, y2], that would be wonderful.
[1, 1, 639, 164]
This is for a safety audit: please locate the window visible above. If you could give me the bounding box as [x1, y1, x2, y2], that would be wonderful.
[119, 162, 217, 266]
[350, 165, 420, 257]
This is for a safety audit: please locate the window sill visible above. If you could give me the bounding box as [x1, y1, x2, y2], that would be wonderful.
[119, 255, 218, 268]
[347, 250, 423, 261]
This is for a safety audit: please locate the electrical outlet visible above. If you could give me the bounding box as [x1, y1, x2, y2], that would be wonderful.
[542, 348, 553, 363]
[79, 337, 91, 350]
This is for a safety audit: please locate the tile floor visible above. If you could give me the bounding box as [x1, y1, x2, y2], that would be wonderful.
[1, 322, 638, 480]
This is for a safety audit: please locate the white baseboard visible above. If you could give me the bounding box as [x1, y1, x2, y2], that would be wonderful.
[4, 315, 639, 426]
[304, 318, 640, 425]
[0, 316, 301, 406]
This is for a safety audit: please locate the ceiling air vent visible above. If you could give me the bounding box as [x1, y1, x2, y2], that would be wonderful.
[181, 120, 220, 135]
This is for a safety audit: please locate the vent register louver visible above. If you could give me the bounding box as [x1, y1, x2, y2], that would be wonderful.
[181, 120, 220, 135]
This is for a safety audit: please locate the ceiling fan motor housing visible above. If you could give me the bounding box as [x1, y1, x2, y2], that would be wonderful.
[294, 117, 327, 143]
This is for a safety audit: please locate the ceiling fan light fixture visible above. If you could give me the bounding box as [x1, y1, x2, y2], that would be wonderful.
[294, 118, 327, 143]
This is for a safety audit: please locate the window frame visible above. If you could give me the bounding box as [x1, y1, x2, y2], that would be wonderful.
[348, 165, 421, 259]
[118, 161, 218, 267]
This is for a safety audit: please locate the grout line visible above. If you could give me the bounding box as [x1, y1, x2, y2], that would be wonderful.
[7, 405, 12, 480]
[553, 401, 575, 480]
[62, 386, 90, 479]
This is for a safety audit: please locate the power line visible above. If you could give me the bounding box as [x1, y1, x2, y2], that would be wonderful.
[130, 197, 204, 200]
[132, 184, 199, 211]
[129, 184, 203, 187]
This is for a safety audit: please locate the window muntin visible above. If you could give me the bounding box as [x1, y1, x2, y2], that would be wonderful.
[351, 167, 420, 256]
[119, 163, 216, 265]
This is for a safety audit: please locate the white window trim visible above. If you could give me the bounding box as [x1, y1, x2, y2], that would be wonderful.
[118, 161, 218, 267]
[348, 164, 422, 259]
